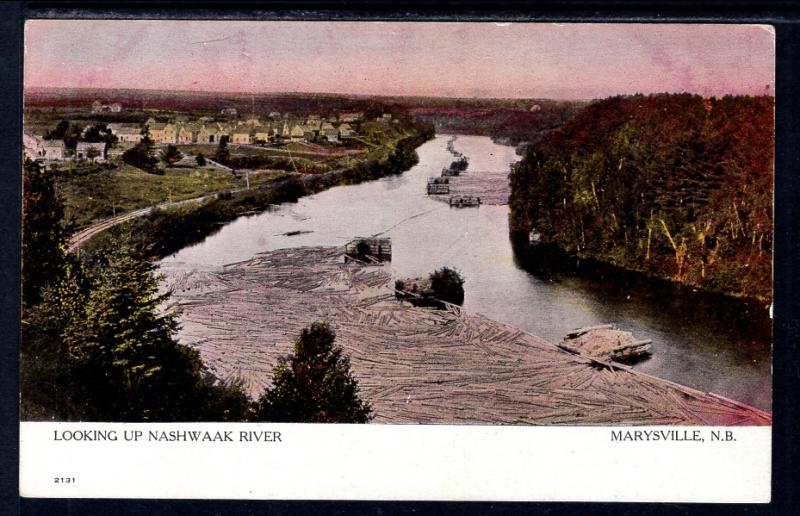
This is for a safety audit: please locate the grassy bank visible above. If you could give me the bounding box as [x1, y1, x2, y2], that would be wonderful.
[54, 162, 287, 230]
[86, 127, 434, 259]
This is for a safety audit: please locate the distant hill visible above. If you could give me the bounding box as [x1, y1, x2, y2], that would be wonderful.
[24, 87, 583, 145]
[394, 97, 585, 146]
[24, 87, 401, 117]
[509, 93, 774, 303]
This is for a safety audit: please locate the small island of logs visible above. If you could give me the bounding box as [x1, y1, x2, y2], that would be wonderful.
[559, 324, 652, 364]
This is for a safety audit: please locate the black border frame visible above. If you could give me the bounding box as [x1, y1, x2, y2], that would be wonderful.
[4, 2, 799, 514]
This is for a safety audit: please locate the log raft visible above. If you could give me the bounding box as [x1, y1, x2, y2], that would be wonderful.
[161, 246, 771, 426]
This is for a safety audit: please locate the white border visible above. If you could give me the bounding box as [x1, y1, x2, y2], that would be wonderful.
[20, 422, 771, 502]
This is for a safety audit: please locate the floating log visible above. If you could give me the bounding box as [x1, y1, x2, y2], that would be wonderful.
[560, 325, 652, 364]
[162, 246, 770, 426]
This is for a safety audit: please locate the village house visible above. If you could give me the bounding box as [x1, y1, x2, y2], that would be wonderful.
[115, 126, 143, 144]
[338, 123, 355, 139]
[91, 100, 123, 113]
[321, 122, 339, 143]
[302, 125, 317, 142]
[145, 117, 157, 127]
[75, 142, 107, 162]
[253, 125, 274, 143]
[290, 124, 306, 142]
[230, 128, 252, 145]
[378, 113, 393, 124]
[220, 107, 238, 117]
[280, 121, 292, 139]
[242, 116, 261, 127]
[305, 119, 321, 131]
[149, 123, 178, 144]
[41, 140, 66, 161]
[177, 124, 201, 144]
[339, 112, 364, 123]
[196, 124, 226, 144]
[268, 111, 281, 120]
[23, 132, 46, 161]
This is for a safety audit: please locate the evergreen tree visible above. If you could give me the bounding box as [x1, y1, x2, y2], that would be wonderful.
[160, 144, 183, 167]
[214, 136, 230, 164]
[62, 242, 249, 421]
[195, 153, 207, 166]
[122, 131, 159, 173]
[256, 322, 372, 423]
[22, 159, 66, 307]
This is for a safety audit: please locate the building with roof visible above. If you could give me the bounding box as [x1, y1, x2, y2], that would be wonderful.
[75, 142, 107, 162]
[149, 123, 178, 144]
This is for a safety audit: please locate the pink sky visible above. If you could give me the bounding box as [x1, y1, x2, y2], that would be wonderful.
[24, 21, 774, 99]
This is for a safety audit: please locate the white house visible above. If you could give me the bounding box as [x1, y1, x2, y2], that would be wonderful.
[75, 142, 107, 162]
[42, 140, 66, 161]
[116, 126, 143, 144]
[23, 132, 46, 161]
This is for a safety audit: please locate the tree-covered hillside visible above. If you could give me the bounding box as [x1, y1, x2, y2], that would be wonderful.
[509, 94, 773, 303]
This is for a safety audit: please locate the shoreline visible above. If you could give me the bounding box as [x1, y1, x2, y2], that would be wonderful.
[509, 233, 772, 325]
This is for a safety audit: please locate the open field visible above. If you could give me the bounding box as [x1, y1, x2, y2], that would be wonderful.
[54, 162, 285, 229]
[161, 246, 771, 426]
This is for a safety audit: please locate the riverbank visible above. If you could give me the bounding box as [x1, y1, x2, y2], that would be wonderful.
[80, 129, 433, 258]
[161, 245, 770, 425]
[510, 235, 772, 334]
[508, 94, 774, 305]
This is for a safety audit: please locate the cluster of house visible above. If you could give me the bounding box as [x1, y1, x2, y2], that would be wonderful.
[23, 132, 107, 163]
[23, 110, 392, 164]
[137, 111, 371, 146]
[91, 100, 123, 114]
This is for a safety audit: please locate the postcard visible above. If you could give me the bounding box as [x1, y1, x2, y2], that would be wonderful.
[19, 20, 774, 502]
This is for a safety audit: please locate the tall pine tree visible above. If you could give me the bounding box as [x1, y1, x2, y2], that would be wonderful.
[256, 322, 372, 423]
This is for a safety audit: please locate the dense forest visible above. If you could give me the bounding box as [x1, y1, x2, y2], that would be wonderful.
[509, 94, 773, 303]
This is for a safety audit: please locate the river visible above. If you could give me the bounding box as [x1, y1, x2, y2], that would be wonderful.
[163, 134, 772, 411]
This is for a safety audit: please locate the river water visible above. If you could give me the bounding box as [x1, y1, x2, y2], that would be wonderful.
[163, 134, 772, 411]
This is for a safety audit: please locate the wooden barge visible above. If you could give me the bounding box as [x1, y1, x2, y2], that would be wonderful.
[449, 195, 481, 208]
[344, 237, 392, 264]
